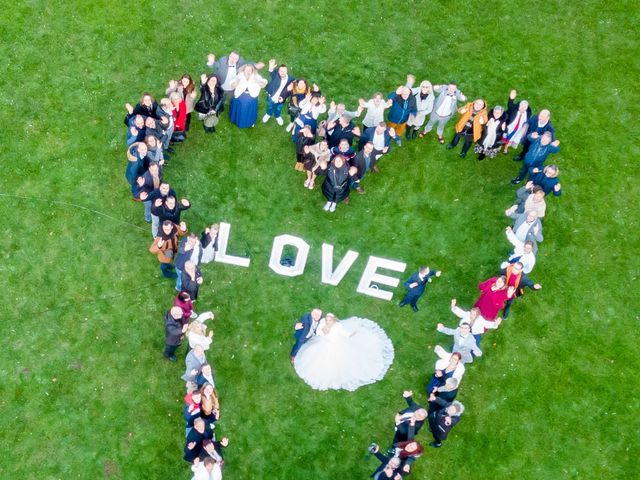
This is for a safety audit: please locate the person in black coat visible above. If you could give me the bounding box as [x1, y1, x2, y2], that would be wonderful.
[475, 105, 507, 160]
[200, 437, 229, 463]
[393, 390, 428, 444]
[164, 306, 185, 361]
[319, 155, 357, 213]
[326, 115, 360, 148]
[195, 74, 224, 133]
[181, 261, 203, 301]
[349, 142, 378, 194]
[368, 446, 404, 479]
[151, 195, 190, 225]
[428, 377, 459, 413]
[184, 418, 213, 462]
[428, 400, 464, 447]
[124, 92, 158, 126]
[399, 266, 442, 312]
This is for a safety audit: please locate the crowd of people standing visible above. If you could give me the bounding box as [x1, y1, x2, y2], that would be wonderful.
[122, 49, 564, 479]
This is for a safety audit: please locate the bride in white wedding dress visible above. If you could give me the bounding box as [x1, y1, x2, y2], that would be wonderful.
[293, 313, 394, 391]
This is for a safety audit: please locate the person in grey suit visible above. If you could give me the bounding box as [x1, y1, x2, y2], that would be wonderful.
[419, 83, 466, 144]
[435, 322, 482, 364]
[182, 344, 207, 393]
[206, 52, 265, 105]
[511, 210, 543, 252]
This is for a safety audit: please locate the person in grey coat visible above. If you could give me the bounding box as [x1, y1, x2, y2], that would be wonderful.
[511, 210, 544, 252]
[436, 322, 482, 363]
[419, 83, 466, 144]
[182, 344, 207, 392]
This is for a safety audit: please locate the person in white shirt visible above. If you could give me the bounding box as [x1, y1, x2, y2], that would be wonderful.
[191, 457, 222, 480]
[502, 228, 536, 274]
[262, 58, 293, 126]
[358, 93, 393, 128]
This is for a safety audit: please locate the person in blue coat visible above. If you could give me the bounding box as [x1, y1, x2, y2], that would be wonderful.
[511, 131, 560, 184]
[529, 165, 562, 197]
[290, 308, 323, 362]
[399, 266, 442, 312]
[514, 109, 555, 160]
[358, 122, 400, 153]
[386, 86, 417, 140]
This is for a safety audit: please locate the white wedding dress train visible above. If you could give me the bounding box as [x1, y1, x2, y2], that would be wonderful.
[293, 317, 394, 391]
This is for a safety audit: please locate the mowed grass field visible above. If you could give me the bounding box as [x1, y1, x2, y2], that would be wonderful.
[0, 1, 638, 479]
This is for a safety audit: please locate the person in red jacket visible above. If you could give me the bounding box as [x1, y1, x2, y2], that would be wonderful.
[170, 91, 187, 142]
[473, 276, 515, 321]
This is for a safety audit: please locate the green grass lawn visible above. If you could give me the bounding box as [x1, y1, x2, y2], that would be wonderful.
[0, 1, 639, 479]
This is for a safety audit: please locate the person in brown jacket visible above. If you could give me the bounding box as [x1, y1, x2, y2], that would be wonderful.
[447, 99, 488, 158]
[150, 220, 187, 278]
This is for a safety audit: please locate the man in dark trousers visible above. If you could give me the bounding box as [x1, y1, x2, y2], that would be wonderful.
[290, 308, 323, 363]
[399, 266, 442, 312]
[501, 261, 542, 318]
[392, 390, 428, 444]
[428, 400, 464, 447]
[164, 306, 186, 361]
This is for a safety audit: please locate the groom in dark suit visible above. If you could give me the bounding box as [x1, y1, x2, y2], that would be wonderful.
[393, 390, 428, 444]
[399, 266, 442, 312]
[290, 308, 323, 363]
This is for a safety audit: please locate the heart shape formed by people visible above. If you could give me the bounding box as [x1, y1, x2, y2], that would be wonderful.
[125, 54, 541, 479]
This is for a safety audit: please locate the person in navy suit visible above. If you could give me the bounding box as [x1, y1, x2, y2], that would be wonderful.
[262, 59, 294, 126]
[399, 266, 442, 312]
[290, 308, 323, 362]
[358, 121, 401, 154]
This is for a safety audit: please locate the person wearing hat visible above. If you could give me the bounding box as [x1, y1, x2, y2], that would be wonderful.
[475, 105, 508, 160]
[164, 306, 187, 361]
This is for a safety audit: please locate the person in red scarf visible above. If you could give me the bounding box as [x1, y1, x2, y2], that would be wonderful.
[500, 262, 542, 318]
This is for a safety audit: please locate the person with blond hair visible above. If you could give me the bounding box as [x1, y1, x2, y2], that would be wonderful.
[405, 76, 435, 140]
[229, 64, 267, 128]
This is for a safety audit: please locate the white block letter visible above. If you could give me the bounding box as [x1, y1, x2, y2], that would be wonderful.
[214, 222, 251, 267]
[321, 243, 359, 286]
[356, 256, 407, 301]
[268, 234, 310, 277]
